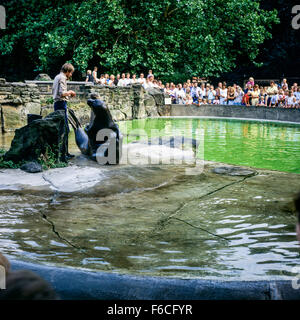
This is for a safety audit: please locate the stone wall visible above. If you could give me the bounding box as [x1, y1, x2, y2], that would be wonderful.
[0, 78, 41, 132]
[0, 79, 164, 131]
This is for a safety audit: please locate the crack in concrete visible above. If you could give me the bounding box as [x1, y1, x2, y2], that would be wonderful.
[132, 174, 257, 243]
[171, 217, 230, 241]
[42, 174, 59, 190]
[41, 212, 82, 251]
[158, 174, 257, 229]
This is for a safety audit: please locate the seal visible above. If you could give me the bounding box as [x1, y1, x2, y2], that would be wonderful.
[68, 95, 123, 164]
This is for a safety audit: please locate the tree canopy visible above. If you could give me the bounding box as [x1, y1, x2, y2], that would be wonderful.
[0, 0, 279, 81]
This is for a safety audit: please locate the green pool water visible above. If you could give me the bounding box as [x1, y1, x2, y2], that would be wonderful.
[118, 118, 300, 174]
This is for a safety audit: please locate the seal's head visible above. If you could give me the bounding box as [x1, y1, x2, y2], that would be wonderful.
[87, 93, 107, 115]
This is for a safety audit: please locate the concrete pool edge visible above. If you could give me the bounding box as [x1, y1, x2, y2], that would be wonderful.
[10, 260, 300, 300]
[159, 105, 300, 124]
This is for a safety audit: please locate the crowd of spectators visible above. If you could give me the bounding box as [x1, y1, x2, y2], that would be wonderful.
[85, 68, 300, 109]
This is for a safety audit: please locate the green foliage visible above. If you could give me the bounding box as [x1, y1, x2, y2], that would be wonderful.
[0, 0, 279, 80]
[37, 144, 68, 170]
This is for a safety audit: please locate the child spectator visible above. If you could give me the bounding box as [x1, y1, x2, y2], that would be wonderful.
[85, 70, 93, 83]
[286, 90, 297, 108]
[249, 84, 260, 106]
[227, 86, 236, 105]
[185, 94, 193, 105]
[213, 96, 220, 105]
[207, 85, 216, 104]
[269, 91, 279, 107]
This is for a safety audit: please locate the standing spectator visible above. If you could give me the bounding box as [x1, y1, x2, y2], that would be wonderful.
[108, 74, 115, 86]
[219, 83, 228, 105]
[124, 73, 132, 86]
[227, 86, 235, 105]
[114, 74, 119, 86]
[249, 84, 260, 106]
[164, 83, 171, 95]
[131, 74, 137, 84]
[52, 63, 76, 159]
[215, 82, 222, 101]
[199, 83, 206, 99]
[169, 84, 177, 103]
[246, 77, 255, 87]
[266, 81, 278, 106]
[234, 86, 244, 105]
[147, 69, 153, 78]
[185, 93, 193, 105]
[99, 74, 106, 85]
[177, 83, 186, 104]
[117, 73, 127, 87]
[207, 85, 216, 104]
[137, 73, 146, 85]
[115, 74, 120, 85]
[281, 78, 288, 90]
[190, 82, 200, 102]
[92, 67, 99, 83]
[85, 70, 93, 83]
[286, 90, 297, 108]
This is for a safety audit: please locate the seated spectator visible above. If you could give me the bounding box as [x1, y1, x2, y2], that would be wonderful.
[85, 70, 93, 83]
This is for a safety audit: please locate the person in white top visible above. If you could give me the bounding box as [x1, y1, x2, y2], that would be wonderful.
[137, 73, 146, 85]
[177, 83, 186, 104]
[117, 73, 127, 87]
[124, 73, 132, 86]
[199, 83, 206, 99]
[108, 74, 115, 86]
[99, 74, 106, 85]
[219, 84, 228, 104]
[92, 67, 100, 83]
[131, 74, 138, 84]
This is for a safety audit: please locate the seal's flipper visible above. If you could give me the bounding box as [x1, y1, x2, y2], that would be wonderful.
[68, 109, 82, 129]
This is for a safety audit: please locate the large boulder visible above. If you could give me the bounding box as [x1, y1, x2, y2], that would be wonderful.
[4, 110, 68, 164]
